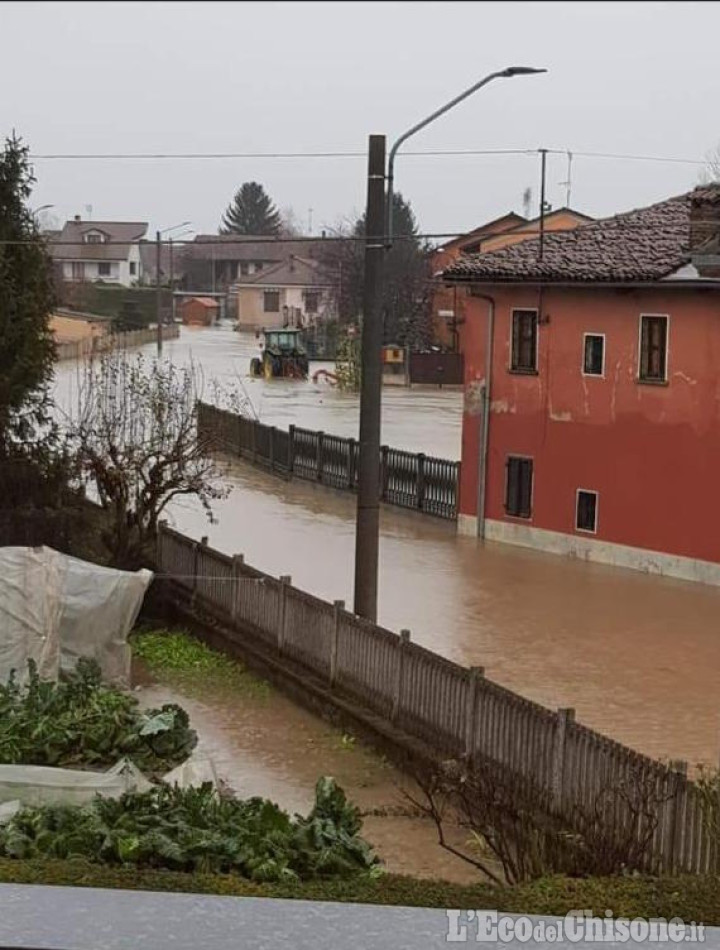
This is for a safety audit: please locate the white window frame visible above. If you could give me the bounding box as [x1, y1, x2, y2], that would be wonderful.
[504, 453, 534, 521]
[97, 262, 112, 277]
[581, 332, 605, 378]
[575, 488, 598, 534]
[509, 308, 539, 373]
[637, 313, 670, 383]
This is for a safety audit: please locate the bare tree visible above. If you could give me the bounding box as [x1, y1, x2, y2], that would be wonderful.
[699, 145, 720, 184]
[68, 352, 229, 567]
[403, 758, 675, 885]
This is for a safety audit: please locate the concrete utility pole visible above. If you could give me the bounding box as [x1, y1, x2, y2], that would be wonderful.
[155, 230, 163, 355]
[353, 134, 386, 621]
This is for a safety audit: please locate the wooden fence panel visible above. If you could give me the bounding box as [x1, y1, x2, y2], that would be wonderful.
[283, 587, 333, 675]
[195, 545, 234, 614]
[335, 615, 397, 717]
[399, 644, 467, 754]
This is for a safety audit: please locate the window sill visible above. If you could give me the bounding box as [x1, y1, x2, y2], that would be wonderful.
[504, 511, 532, 521]
[636, 378, 669, 387]
[508, 368, 538, 376]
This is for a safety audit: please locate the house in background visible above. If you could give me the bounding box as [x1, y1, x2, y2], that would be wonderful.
[432, 208, 592, 349]
[49, 217, 147, 287]
[442, 184, 720, 586]
[230, 254, 337, 331]
[181, 236, 324, 292]
[179, 296, 220, 327]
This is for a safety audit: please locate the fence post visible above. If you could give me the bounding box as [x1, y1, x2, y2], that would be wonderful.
[156, 520, 167, 571]
[317, 431, 325, 482]
[277, 575, 291, 654]
[551, 707, 575, 811]
[251, 420, 258, 463]
[417, 453, 426, 511]
[288, 425, 295, 475]
[391, 629, 411, 723]
[347, 438, 357, 490]
[269, 426, 276, 472]
[463, 666, 484, 763]
[667, 759, 688, 874]
[190, 536, 207, 606]
[330, 599, 344, 688]
[380, 445, 389, 502]
[231, 554, 244, 623]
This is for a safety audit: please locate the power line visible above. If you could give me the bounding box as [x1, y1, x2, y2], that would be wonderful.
[26, 147, 708, 166]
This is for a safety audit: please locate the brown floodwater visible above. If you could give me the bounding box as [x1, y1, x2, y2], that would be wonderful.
[55, 327, 720, 769]
[135, 674, 484, 884]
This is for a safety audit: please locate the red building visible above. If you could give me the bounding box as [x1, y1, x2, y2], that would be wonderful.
[432, 208, 592, 350]
[442, 185, 720, 584]
[179, 296, 219, 327]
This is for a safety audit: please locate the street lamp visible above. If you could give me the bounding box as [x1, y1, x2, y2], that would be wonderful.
[386, 66, 547, 245]
[353, 66, 546, 623]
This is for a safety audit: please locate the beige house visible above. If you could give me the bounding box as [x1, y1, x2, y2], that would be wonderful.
[230, 254, 337, 330]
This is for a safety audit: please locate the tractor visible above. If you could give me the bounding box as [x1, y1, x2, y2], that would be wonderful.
[249, 328, 309, 380]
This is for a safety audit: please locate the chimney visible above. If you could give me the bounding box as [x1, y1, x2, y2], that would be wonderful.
[74, 214, 81, 222]
[690, 184, 720, 277]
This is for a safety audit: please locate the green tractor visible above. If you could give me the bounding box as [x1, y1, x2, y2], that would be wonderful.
[250, 328, 309, 380]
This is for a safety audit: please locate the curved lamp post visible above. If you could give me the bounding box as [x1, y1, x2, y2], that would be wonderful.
[387, 66, 547, 246]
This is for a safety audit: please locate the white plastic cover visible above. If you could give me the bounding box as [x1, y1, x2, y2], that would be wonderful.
[57, 552, 153, 685]
[0, 547, 62, 684]
[0, 758, 152, 807]
[0, 547, 152, 686]
[163, 754, 219, 790]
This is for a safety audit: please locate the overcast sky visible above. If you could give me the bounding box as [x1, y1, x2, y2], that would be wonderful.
[2, 1, 719, 239]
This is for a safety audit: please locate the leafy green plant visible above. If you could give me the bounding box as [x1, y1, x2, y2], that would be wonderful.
[132, 629, 269, 699]
[0, 659, 197, 773]
[0, 778, 377, 883]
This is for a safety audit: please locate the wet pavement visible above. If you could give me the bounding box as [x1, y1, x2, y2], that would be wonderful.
[54, 326, 720, 769]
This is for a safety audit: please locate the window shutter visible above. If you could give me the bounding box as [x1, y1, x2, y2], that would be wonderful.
[519, 460, 532, 517]
[511, 313, 521, 370]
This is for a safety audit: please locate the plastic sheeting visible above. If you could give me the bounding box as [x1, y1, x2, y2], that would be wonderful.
[0, 547, 152, 686]
[0, 759, 152, 807]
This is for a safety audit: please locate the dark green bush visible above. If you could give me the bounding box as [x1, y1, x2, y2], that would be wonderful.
[0, 659, 197, 773]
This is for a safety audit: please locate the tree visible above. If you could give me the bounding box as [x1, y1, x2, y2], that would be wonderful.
[700, 145, 720, 183]
[0, 134, 55, 454]
[219, 182, 282, 235]
[69, 352, 229, 567]
[317, 193, 433, 348]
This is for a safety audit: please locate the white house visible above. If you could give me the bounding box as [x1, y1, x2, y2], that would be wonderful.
[50, 216, 147, 287]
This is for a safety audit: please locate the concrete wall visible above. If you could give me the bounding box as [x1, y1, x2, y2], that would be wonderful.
[458, 284, 720, 572]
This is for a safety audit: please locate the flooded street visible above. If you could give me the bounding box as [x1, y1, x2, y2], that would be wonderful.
[55, 327, 720, 769]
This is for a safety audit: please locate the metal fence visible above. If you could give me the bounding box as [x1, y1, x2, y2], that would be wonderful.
[157, 521, 717, 876]
[197, 402, 459, 520]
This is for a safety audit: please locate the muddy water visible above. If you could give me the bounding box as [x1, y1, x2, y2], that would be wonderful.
[169, 458, 720, 770]
[135, 674, 483, 884]
[54, 327, 720, 768]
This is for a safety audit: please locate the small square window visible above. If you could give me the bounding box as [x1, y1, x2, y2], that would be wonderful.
[505, 456, 533, 518]
[511, 309, 538, 373]
[304, 291, 319, 314]
[639, 315, 668, 382]
[583, 334, 604, 376]
[576, 490, 598, 533]
[129, 262, 137, 276]
[264, 290, 280, 313]
[97, 262, 111, 277]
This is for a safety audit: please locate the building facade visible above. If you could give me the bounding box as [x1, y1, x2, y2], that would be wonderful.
[443, 186, 720, 585]
[50, 217, 147, 287]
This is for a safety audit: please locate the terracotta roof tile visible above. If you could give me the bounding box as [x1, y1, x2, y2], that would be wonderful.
[442, 189, 719, 284]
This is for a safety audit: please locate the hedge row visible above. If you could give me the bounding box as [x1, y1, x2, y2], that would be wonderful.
[0, 860, 719, 922]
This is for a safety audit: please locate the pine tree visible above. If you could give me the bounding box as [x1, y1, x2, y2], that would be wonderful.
[0, 134, 55, 453]
[219, 182, 282, 235]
